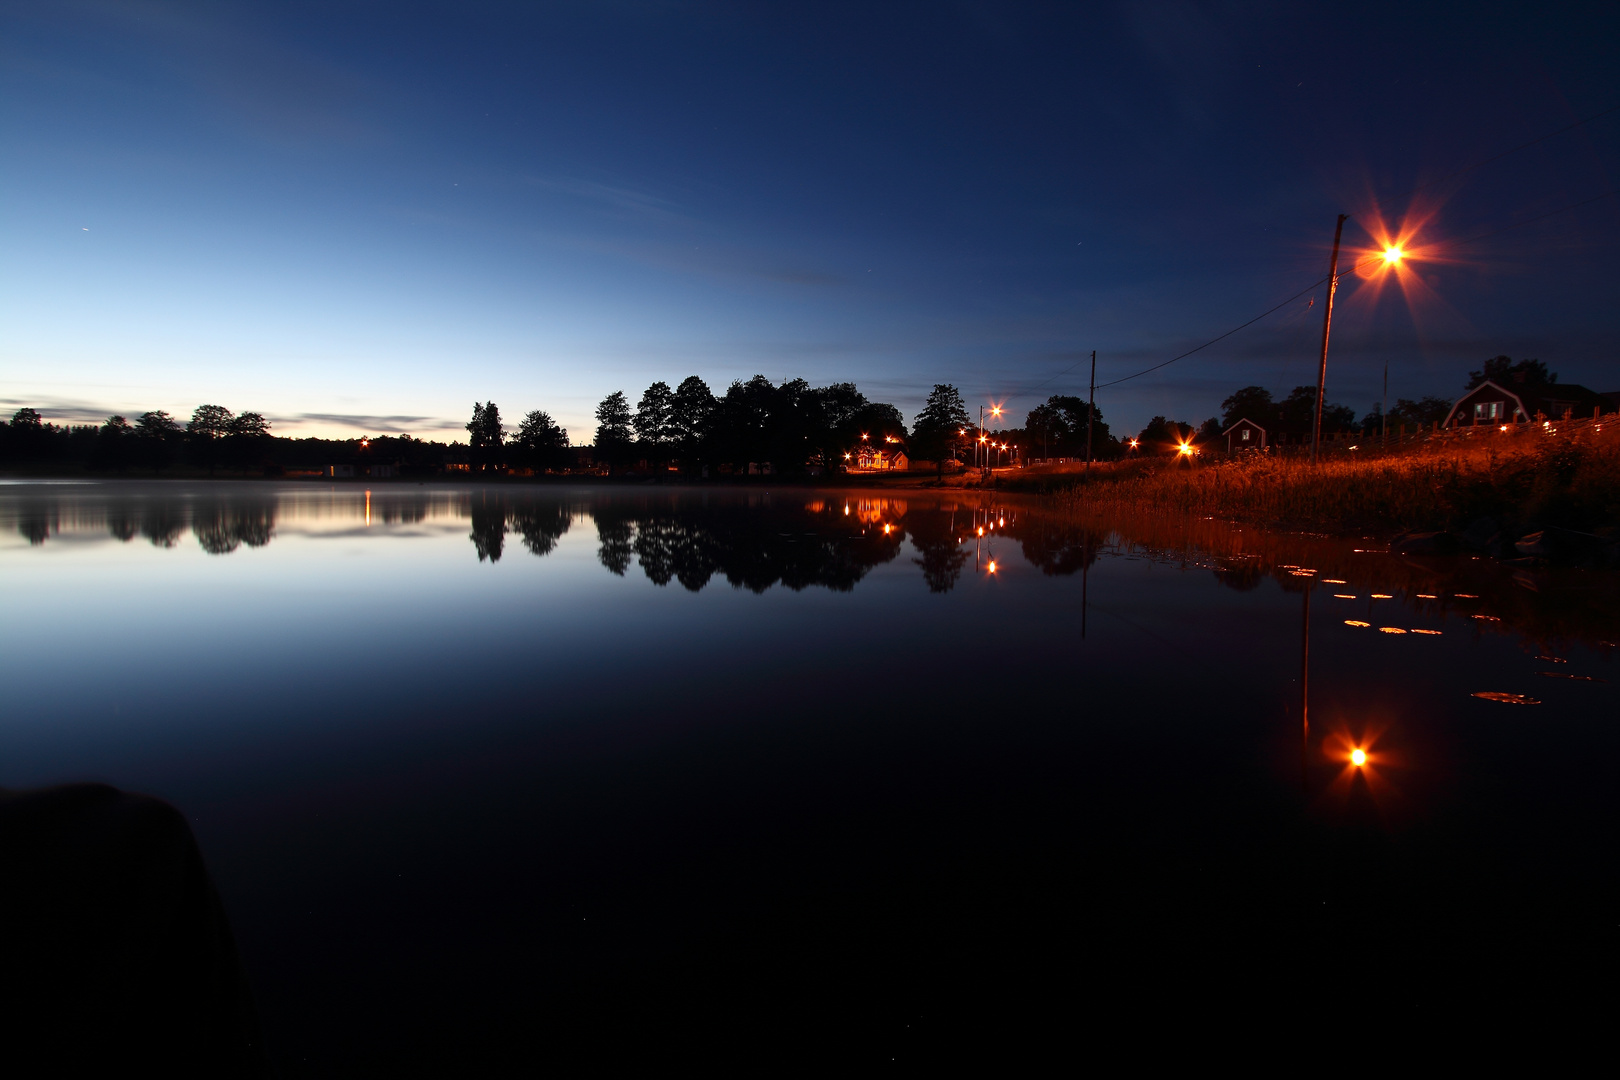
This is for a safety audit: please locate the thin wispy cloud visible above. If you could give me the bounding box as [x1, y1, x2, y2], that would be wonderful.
[285, 412, 462, 434]
[526, 175, 695, 226]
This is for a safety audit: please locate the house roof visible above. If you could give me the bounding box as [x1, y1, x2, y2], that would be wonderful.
[1221, 418, 1267, 435]
[1445, 379, 1611, 425]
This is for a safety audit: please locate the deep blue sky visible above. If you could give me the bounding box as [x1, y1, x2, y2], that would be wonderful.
[3, 1, 1617, 440]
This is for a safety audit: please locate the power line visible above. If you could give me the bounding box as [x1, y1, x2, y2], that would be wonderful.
[1090, 187, 1617, 392]
[1004, 104, 1619, 404]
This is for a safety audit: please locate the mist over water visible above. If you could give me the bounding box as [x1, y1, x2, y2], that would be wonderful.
[2, 481, 1614, 1067]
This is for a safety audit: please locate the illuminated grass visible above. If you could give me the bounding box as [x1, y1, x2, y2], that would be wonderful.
[1035, 423, 1620, 533]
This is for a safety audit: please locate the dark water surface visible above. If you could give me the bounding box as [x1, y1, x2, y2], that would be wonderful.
[3, 481, 1614, 1069]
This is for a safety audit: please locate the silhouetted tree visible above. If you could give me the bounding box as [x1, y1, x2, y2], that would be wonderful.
[1387, 396, 1453, 428]
[912, 384, 971, 470]
[633, 382, 676, 454]
[135, 410, 182, 471]
[1220, 386, 1274, 430]
[467, 402, 504, 471]
[90, 415, 134, 471]
[514, 410, 569, 471]
[1023, 395, 1115, 459]
[1467, 356, 1555, 391]
[7, 408, 45, 461]
[224, 412, 271, 470]
[1277, 386, 1353, 439]
[1137, 416, 1194, 451]
[594, 392, 634, 471]
[188, 405, 234, 474]
[669, 376, 716, 461]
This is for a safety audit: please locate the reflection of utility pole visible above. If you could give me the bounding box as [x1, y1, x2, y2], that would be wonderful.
[1299, 582, 1311, 792]
[1312, 214, 1348, 465]
[1085, 350, 1096, 471]
[1080, 532, 1089, 639]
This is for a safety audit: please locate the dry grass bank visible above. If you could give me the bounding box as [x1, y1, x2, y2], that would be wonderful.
[1020, 421, 1620, 536]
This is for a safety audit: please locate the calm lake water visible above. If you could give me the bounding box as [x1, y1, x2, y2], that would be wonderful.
[2, 481, 1614, 1069]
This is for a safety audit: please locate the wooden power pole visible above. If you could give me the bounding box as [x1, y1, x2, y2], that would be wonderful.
[1312, 214, 1348, 464]
[1085, 350, 1096, 470]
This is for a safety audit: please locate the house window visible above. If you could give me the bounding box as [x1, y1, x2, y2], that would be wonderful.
[1241, 428, 1250, 441]
[1473, 401, 1502, 421]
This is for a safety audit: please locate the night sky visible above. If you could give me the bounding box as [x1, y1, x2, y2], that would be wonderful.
[3, 2, 1616, 440]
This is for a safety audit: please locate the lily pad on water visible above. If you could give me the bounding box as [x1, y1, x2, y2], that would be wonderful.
[1471, 692, 1541, 704]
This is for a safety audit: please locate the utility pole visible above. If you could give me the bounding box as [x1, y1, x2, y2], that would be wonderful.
[1085, 349, 1096, 471]
[1312, 214, 1348, 464]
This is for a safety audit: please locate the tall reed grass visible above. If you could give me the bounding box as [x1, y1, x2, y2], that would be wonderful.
[1038, 421, 1620, 534]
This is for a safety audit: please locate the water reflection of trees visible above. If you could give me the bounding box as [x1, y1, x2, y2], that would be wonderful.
[584, 498, 906, 592]
[467, 495, 575, 563]
[904, 508, 971, 593]
[10, 497, 275, 552]
[1013, 520, 1106, 577]
[193, 501, 276, 554]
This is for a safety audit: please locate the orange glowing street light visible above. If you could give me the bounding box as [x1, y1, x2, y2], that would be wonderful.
[1381, 245, 1404, 265]
[1350, 748, 1367, 767]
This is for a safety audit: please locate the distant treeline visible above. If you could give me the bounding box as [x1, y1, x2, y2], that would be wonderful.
[1134, 356, 1559, 451]
[1, 356, 1539, 476]
[544, 376, 941, 474]
[0, 404, 470, 475]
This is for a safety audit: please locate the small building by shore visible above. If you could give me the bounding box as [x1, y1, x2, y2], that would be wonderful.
[1444, 379, 1612, 428]
[1223, 418, 1267, 452]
